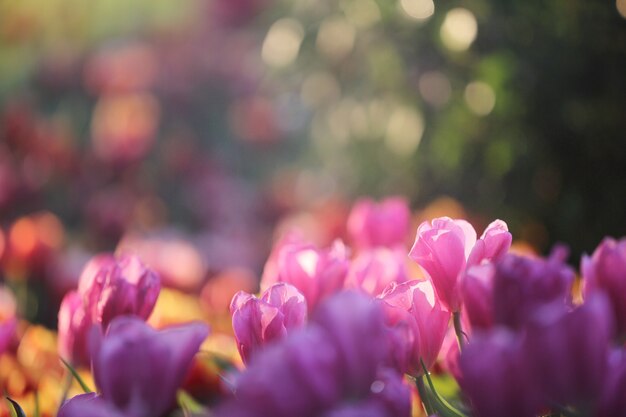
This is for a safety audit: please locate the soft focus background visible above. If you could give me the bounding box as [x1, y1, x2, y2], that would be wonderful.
[0, 0, 626, 327]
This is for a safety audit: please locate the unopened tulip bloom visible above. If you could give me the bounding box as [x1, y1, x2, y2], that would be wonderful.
[231, 282, 307, 364]
[493, 248, 574, 329]
[0, 286, 17, 356]
[409, 217, 511, 311]
[345, 248, 409, 296]
[60, 316, 209, 417]
[215, 291, 409, 417]
[460, 329, 540, 417]
[524, 294, 613, 412]
[377, 280, 450, 376]
[597, 348, 626, 417]
[78, 253, 161, 327]
[57, 291, 92, 367]
[461, 264, 495, 330]
[260, 239, 349, 312]
[582, 237, 626, 335]
[347, 197, 411, 249]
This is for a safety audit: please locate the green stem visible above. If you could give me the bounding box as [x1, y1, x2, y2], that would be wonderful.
[420, 359, 466, 417]
[453, 311, 465, 351]
[415, 376, 436, 416]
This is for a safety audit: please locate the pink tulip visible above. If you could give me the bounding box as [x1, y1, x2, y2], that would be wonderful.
[347, 197, 411, 249]
[57, 291, 92, 367]
[78, 253, 161, 328]
[231, 283, 307, 364]
[377, 280, 450, 376]
[345, 248, 409, 296]
[409, 217, 511, 311]
[0, 286, 17, 356]
[460, 264, 496, 330]
[582, 237, 626, 336]
[261, 239, 349, 312]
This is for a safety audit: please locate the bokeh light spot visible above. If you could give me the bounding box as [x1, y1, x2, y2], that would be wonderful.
[400, 0, 435, 21]
[385, 106, 424, 156]
[262, 18, 305, 68]
[316, 16, 356, 61]
[464, 81, 496, 116]
[618, 0, 626, 18]
[418, 71, 452, 108]
[440, 8, 478, 51]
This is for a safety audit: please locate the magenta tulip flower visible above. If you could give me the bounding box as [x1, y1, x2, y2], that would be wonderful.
[215, 291, 410, 417]
[231, 282, 307, 364]
[493, 248, 574, 329]
[59, 316, 209, 417]
[597, 348, 626, 417]
[582, 237, 626, 336]
[58, 393, 125, 417]
[409, 217, 511, 311]
[78, 253, 161, 328]
[347, 197, 411, 249]
[57, 290, 92, 367]
[260, 239, 349, 312]
[523, 294, 613, 412]
[0, 286, 17, 356]
[461, 264, 495, 330]
[460, 329, 540, 417]
[377, 280, 450, 376]
[344, 248, 409, 296]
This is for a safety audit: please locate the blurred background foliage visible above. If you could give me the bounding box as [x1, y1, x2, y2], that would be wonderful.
[1, 0, 626, 273]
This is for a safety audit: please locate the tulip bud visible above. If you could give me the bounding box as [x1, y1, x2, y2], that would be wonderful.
[90, 317, 209, 417]
[345, 248, 409, 296]
[57, 291, 92, 367]
[582, 237, 626, 336]
[460, 329, 540, 417]
[78, 253, 161, 328]
[231, 283, 307, 364]
[347, 197, 411, 249]
[493, 249, 574, 329]
[523, 294, 613, 412]
[377, 280, 450, 376]
[261, 239, 349, 312]
[461, 264, 495, 330]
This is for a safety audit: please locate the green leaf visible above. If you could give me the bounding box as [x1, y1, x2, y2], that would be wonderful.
[176, 390, 206, 415]
[6, 397, 26, 417]
[59, 357, 93, 394]
[420, 359, 467, 417]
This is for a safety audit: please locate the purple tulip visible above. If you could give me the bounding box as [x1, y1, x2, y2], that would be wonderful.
[214, 291, 410, 417]
[66, 316, 209, 417]
[461, 264, 495, 330]
[409, 217, 511, 311]
[582, 237, 626, 336]
[523, 294, 613, 412]
[344, 248, 409, 296]
[597, 348, 626, 417]
[377, 280, 450, 376]
[260, 239, 349, 312]
[460, 329, 540, 417]
[347, 197, 411, 249]
[78, 253, 161, 328]
[493, 248, 574, 329]
[58, 393, 125, 417]
[57, 290, 92, 367]
[230, 282, 307, 364]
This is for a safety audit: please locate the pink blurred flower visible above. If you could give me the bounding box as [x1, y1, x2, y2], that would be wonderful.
[597, 348, 626, 417]
[78, 253, 161, 328]
[377, 280, 450, 376]
[347, 197, 410, 249]
[0, 286, 17, 356]
[57, 291, 92, 367]
[345, 248, 409, 296]
[231, 283, 307, 364]
[582, 237, 626, 336]
[60, 317, 209, 417]
[261, 238, 349, 312]
[409, 217, 511, 311]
